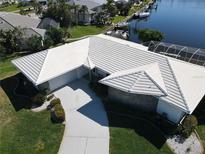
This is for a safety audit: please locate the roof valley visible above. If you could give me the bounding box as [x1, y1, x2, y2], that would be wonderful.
[166, 59, 189, 111]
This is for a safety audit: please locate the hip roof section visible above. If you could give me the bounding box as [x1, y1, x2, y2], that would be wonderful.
[99, 62, 168, 97]
[11, 34, 205, 113]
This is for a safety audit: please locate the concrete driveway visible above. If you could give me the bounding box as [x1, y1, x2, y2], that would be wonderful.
[54, 79, 109, 154]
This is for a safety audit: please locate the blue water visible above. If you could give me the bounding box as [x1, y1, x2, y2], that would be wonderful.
[129, 0, 205, 49]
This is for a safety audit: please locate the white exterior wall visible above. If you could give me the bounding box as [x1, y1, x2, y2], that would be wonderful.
[157, 99, 186, 124]
[48, 66, 88, 91]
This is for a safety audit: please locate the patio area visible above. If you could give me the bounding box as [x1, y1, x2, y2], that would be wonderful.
[53, 79, 109, 154]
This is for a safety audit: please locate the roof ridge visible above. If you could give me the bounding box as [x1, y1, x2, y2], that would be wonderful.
[143, 71, 167, 96]
[0, 16, 15, 28]
[35, 50, 49, 84]
[166, 58, 189, 111]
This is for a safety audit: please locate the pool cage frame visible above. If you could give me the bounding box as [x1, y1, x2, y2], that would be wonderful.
[143, 41, 205, 67]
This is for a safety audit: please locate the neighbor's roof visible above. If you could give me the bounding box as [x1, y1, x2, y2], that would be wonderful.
[12, 38, 90, 85]
[12, 34, 205, 114]
[100, 62, 168, 97]
[69, 0, 103, 13]
[0, 12, 41, 28]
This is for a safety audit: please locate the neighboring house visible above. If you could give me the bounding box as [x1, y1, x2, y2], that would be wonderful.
[0, 12, 59, 38]
[38, 17, 60, 29]
[0, 12, 45, 38]
[0, 0, 17, 5]
[68, 0, 105, 24]
[12, 34, 205, 124]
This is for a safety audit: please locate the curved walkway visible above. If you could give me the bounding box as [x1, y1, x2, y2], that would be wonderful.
[54, 79, 109, 154]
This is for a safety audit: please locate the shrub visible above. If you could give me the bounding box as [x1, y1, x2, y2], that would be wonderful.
[137, 28, 164, 42]
[47, 94, 55, 101]
[27, 35, 43, 52]
[50, 98, 61, 108]
[181, 115, 198, 138]
[19, 9, 28, 15]
[31, 93, 46, 105]
[53, 104, 65, 122]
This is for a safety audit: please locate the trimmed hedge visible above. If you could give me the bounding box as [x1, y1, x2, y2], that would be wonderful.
[53, 103, 65, 123]
[50, 98, 61, 108]
[49, 98, 65, 123]
[47, 94, 55, 101]
[181, 115, 198, 138]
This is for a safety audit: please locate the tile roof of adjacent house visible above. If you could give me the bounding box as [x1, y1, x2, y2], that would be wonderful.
[69, 0, 103, 13]
[12, 34, 205, 114]
[0, 12, 41, 28]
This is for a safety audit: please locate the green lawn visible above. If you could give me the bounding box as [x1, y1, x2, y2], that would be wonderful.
[0, 54, 19, 80]
[0, 54, 65, 154]
[0, 4, 29, 12]
[107, 111, 173, 154]
[69, 25, 109, 38]
[112, 16, 126, 24]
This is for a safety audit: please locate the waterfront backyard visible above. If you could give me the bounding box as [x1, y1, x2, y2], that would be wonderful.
[129, 0, 205, 49]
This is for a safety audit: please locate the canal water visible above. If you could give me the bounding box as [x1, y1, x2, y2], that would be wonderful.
[129, 0, 205, 49]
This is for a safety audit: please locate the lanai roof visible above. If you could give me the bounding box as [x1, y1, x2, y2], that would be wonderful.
[12, 34, 205, 114]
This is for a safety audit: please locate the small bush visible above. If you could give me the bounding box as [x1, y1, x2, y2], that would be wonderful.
[52, 104, 65, 123]
[47, 94, 54, 101]
[181, 115, 198, 138]
[50, 98, 61, 108]
[137, 28, 164, 42]
[31, 93, 46, 105]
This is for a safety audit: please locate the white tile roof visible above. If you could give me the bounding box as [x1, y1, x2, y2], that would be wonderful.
[12, 38, 90, 85]
[12, 34, 205, 113]
[88, 35, 205, 113]
[12, 50, 48, 83]
[84, 57, 95, 69]
[99, 63, 167, 96]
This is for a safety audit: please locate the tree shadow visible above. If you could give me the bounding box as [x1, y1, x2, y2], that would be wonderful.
[0, 73, 38, 111]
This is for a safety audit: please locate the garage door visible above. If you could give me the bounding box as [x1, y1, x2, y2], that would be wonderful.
[49, 69, 78, 91]
[48, 67, 88, 91]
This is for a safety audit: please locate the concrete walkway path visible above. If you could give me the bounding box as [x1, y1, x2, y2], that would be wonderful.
[54, 79, 109, 154]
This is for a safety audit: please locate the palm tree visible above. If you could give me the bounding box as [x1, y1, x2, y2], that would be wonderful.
[79, 5, 88, 23]
[71, 4, 80, 25]
[30, 0, 43, 15]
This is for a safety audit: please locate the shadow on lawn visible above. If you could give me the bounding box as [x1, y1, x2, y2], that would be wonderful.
[107, 111, 167, 149]
[0, 73, 38, 111]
